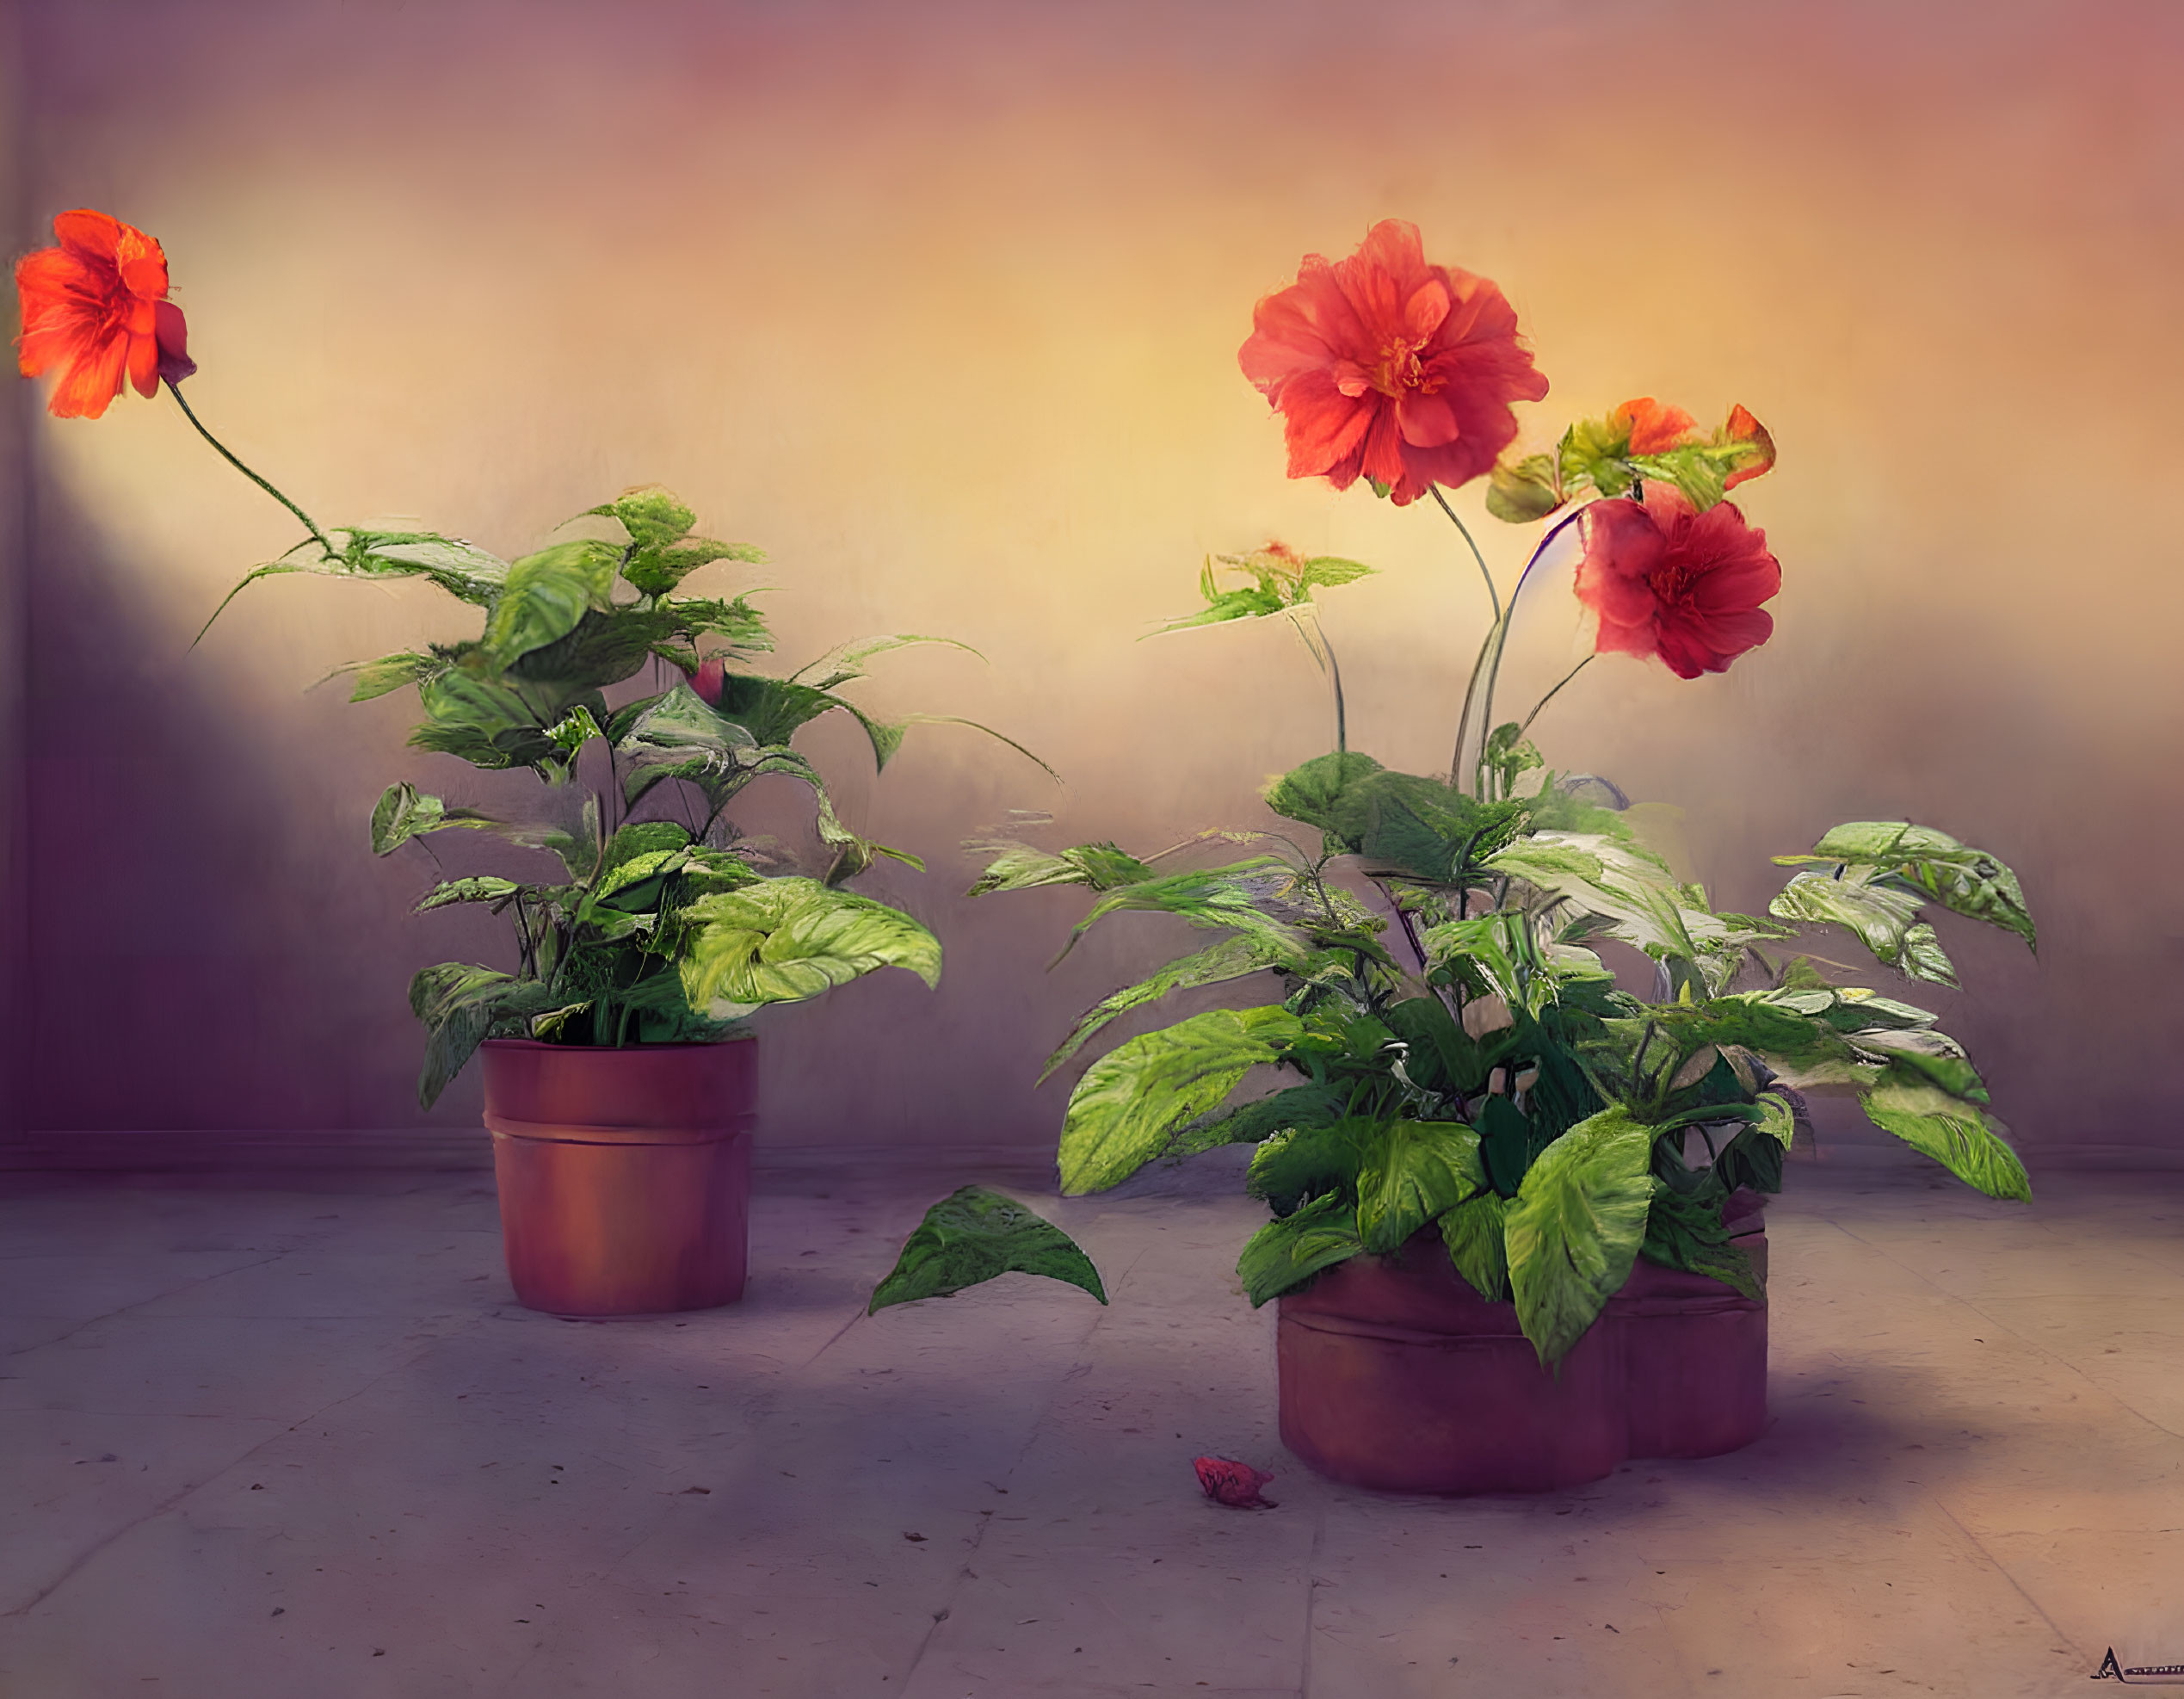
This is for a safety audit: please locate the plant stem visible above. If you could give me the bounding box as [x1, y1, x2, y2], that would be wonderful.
[1469, 504, 1592, 795]
[1284, 606, 1348, 754]
[1431, 486, 1501, 625]
[1517, 654, 1594, 738]
[164, 380, 332, 554]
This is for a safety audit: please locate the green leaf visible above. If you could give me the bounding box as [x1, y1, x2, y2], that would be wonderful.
[1057, 1006, 1304, 1194]
[1299, 555, 1375, 589]
[1768, 867, 1959, 985]
[1041, 934, 1305, 1081]
[1261, 751, 1387, 836]
[510, 607, 685, 695]
[409, 664, 562, 774]
[1485, 453, 1564, 523]
[1236, 1192, 1365, 1307]
[706, 671, 843, 746]
[1504, 1107, 1657, 1365]
[585, 486, 694, 548]
[1439, 1192, 1511, 1301]
[1246, 1120, 1365, 1217]
[1860, 1066, 2031, 1202]
[1169, 1082, 1344, 1162]
[1487, 831, 1724, 965]
[369, 782, 500, 856]
[1779, 821, 2036, 955]
[415, 876, 521, 913]
[1475, 1092, 1533, 1197]
[966, 839, 1155, 895]
[613, 683, 762, 808]
[1265, 752, 1527, 880]
[624, 536, 768, 596]
[867, 1186, 1107, 1313]
[1381, 995, 1490, 1097]
[1355, 1120, 1486, 1253]
[355, 534, 511, 602]
[482, 539, 619, 667]
[1845, 1026, 1986, 1102]
[677, 878, 941, 1015]
[659, 596, 774, 652]
[1558, 416, 1637, 498]
[1064, 860, 1316, 962]
[408, 962, 558, 1109]
[793, 633, 982, 690]
[1639, 1187, 1763, 1301]
[330, 651, 442, 702]
[1750, 1090, 1798, 1149]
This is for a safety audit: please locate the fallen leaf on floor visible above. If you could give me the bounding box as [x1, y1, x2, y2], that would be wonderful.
[1193, 1455, 1277, 1509]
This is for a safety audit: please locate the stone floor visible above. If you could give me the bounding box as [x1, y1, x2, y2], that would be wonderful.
[2, 1146, 2181, 1699]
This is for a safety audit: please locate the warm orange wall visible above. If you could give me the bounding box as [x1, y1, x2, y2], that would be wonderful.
[18, 0, 2182, 1158]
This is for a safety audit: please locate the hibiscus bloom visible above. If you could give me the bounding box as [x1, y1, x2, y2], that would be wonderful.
[15, 209, 195, 419]
[1574, 483, 1780, 679]
[1238, 220, 1547, 506]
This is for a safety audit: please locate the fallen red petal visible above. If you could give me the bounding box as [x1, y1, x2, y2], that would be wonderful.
[1193, 1455, 1278, 1509]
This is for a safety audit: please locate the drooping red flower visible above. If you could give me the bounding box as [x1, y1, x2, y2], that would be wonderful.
[1193, 1455, 1277, 1509]
[15, 209, 195, 419]
[692, 654, 728, 706]
[1574, 482, 1780, 679]
[1238, 220, 1548, 506]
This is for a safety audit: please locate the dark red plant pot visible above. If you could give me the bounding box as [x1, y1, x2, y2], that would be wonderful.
[1278, 1233, 1629, 1494]
[481, 1038, 757, 1318]
[1277, 1193, 1769, 1494]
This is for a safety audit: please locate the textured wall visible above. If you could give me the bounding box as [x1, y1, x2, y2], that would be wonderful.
[15, 0, 2183, 1160]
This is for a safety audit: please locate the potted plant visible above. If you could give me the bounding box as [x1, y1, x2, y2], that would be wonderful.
[15, 207, 1047, 1316]
[870, 219, 2034, 1493]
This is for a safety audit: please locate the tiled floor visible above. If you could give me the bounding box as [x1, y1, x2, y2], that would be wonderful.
[2, 1149, 2180, 1698]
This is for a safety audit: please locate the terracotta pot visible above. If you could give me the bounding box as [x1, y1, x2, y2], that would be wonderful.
[1608, 1189, 1768, 1460]
[1277, 1234, 1628, 1494]
[481, 1038, 757, 1317]
[1277, 1190, 1768, 1494]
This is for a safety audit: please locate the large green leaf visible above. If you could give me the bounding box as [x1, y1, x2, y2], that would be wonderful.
[1266, 751, 1527, 880]
[1057, 1006, 1304, 1194]
[1505, 1107, 1658, 1365]
[1245, 1120, 1366, 1216]
[482, 539, 619, 666]
[1639, 1187, 1763, 1300]
[1236, 1192, 1366, 1307]
[1769, 867, 1957, 985]
[614, 683, 763, 807]
[966, 838, 1155, 895]
[1355, 1120, 1486, 1253]
[867, 1186, 1107, 1313]
[509, 607, 684, 695]
[1169, 1082, 1344, 1161]
[1041, 934, 1307, 1082]
[369, 782, 501, 856]
[415, 875, 521, 912]
[1778, 821, 2036, 954]
[1064, 860, 1317, 962]
[1487, 831, 1733, 967]
[409, 665, 561, 773]
[1860, 1065, 2031, 1202]
[408, 962, 556, 1109]
[1381, 994, 1491, 1098]
[677, 878, 941, 1015]
[1438, 1191, 1511, 1301]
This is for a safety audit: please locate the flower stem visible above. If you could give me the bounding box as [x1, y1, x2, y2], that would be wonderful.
[1286, 605, 1348, 754]
[1469, 503, 1592, 794]
[1431, 486, 1501, 625]
[1518, 654, 1593, 738]
[164, 380, 332, 555]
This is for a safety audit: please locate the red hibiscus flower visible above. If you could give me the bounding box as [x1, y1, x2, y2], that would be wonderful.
[15, 209, 195, 418]
[1238, 220, 1548, 506]
[1574, 483, 1780, 679]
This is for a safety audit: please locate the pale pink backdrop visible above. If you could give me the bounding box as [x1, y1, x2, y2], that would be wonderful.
[4, 0, 2179, 1164]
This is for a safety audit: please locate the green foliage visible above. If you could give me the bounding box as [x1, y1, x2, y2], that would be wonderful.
[1639, 1185, 1764, 1301]
[1775, 821, 2036, 954]
[1769, 866, 1956, 985]
[966, 838, 1155, 895]
[867, 1187, 1107, 1313]
[1236, 1192, 1366, 1307]
[1156, 547, 1376, 633]
[1505, 1108, 1657, 1366]
[214, 486, 1036, 1102]
[1354, 1119, 1486, 1253]
[1439, 1191, 1511, 1301]
[1058, 1007, 1304, 1194]
[1860, 1065, 2030, 1202]
[1265, 752, 1527, 880]
[678, 878, 942, 1015]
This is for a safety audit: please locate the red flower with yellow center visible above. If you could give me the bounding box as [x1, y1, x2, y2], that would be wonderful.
[1238, 220, 1548, 506]
[1574, 483, 1780, 679]
[15, 209, 195, 419]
